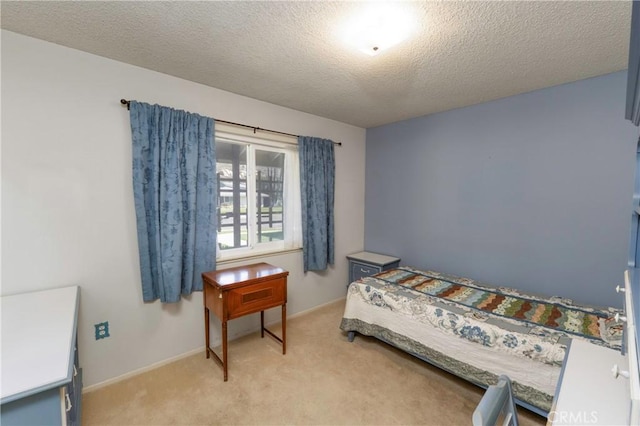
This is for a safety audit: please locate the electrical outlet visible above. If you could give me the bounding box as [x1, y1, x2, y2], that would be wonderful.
[94, 321, 110, 340]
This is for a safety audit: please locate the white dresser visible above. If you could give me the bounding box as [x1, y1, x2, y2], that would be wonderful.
[550, 270, 640, 425]
[622, 269, 640, 425]
[0, 286, 82, 425]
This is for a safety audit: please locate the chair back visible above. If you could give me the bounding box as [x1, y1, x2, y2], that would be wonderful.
[472, 375, 519, 426]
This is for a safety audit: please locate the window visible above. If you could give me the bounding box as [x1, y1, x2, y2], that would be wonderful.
[215, 123, 301, 260]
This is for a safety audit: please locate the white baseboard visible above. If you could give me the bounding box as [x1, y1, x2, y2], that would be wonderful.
[82, 347, 204, 393]
[83, 296, 346, 393]
[284, 296, 345, 322]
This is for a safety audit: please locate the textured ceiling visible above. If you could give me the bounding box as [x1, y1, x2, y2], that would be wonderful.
[0, 1, 632, 128]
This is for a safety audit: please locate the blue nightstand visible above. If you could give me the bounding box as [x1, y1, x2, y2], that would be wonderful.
[347, 251, 400, 285]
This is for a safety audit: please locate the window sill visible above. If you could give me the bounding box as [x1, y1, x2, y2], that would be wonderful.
[217, 247, 302, 266]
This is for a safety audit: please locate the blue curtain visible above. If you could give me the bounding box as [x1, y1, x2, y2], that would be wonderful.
[129, 101, 217, 303]
[298, 136, 335, 272]
[626, 0, 640, 125]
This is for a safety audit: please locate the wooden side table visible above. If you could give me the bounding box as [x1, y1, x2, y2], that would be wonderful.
[202, 262, 289, 381]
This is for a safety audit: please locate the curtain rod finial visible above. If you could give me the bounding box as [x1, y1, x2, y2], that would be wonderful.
[120, 99, 130, 110]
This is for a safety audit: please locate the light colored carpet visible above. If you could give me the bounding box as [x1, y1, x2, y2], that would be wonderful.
[82, 299, 546, 425]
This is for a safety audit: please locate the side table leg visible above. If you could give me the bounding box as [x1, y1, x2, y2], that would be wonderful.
[282, 303, 286, 355]
[205, 307, 210, 359]
[261, 311, 265, 338]
[222, 320, 228, 382]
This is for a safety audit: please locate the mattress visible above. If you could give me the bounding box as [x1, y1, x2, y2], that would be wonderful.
[340, 267, 622, 413]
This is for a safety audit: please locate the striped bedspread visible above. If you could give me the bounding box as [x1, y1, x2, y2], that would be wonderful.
[374, 267, 621, 343]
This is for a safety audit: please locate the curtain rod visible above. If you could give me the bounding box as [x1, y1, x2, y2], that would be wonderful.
[120, 99, 342, 146]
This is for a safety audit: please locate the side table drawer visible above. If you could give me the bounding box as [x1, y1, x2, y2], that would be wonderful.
[227, 278, 286, 319]
[351, 262, 381, 282]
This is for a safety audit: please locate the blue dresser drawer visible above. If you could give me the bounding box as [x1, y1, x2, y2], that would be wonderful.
[351, 262, 381, 282]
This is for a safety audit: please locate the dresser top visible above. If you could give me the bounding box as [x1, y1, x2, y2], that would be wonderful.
[202, 262, 288, 288]
[347, 251, 400, 267]
[551, 339, 630, 425]
[1, 286, 79, 403]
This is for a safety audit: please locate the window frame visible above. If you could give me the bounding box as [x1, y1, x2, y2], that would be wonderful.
[215, 124, 301, 261]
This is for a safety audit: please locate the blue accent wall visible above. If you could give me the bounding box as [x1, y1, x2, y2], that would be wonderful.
[365, 72, 638, 308]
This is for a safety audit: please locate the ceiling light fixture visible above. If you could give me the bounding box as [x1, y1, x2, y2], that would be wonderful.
[343, 4, 415, 56]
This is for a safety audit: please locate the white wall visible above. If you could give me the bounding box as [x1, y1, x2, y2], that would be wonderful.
[1, 31, 366, 387]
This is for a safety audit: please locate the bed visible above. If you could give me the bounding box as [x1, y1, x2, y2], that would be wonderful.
[340, 266, 623, 416]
